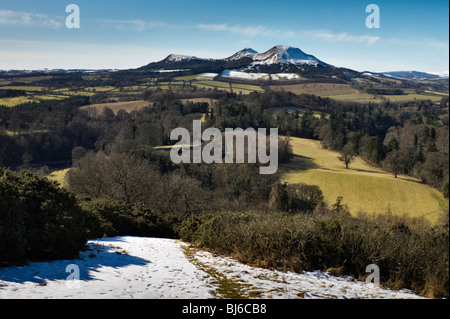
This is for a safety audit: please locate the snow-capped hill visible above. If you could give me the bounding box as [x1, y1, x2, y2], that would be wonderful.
[137, 45, 344, 78]
[165, 54, 198, 62]
[225, 48, 258, 61]
[429, 71, 449, 78]
[251, 45, 325, 67]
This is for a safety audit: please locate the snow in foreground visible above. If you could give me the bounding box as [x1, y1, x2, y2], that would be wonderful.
[0, 236, 426, 299]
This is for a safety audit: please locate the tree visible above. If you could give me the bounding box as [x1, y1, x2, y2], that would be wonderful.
[330, 196, 350, 216]
[278, 136, 293, 164]
[338, 143, 355, 169]
[72, 146, 87, 168]
[421, 152, 448, 188]
[20, 151, 33, 170]
[443, 182, 449, 199]
[268, 182, 288, 211]
[384, 150, 405, 178]
[287, 183, 324, 212]
[8, 112, 20, 135]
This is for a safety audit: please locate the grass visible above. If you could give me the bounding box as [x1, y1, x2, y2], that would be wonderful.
[80, 100, 150, 115]
[280, 137, 448, 224]
[0, 94, 67, 107]
[269, 106, 326, 119]
[270, 83, 357, 96]
[9, 76, 53, 83]
[383, 94, 444, 102]
[0, 96, 35, 107]
[270, 83, 447, 103]
[47, 168, 71, 188]
[181, 98, 217, 105]
[182, 244, 254, 299]
[84, 86, 116, 92]
[270, 83, 379, 103]
[0, 86, 47, 91]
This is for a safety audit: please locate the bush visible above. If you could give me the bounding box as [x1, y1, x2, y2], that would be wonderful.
[180, 210, 449, 298]
[79, 197, 177, 239]
[286, 183, 324, 213]
[0, 169, 88, 266]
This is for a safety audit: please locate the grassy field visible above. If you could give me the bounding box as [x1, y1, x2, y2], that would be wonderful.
[384, 93, 444, 102]
[47, 168, 71, 188]
[269, 83, 447, 103]
[280, 137, 448, 224]
[80, 100, 150, 115]
[0, 96, 35, 107]
[268, 106, 325, 119]
[270, 83, 356, 96]
[0, 86, 47, 92]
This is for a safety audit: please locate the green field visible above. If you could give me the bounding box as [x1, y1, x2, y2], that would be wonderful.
[280, 137, 448, 224]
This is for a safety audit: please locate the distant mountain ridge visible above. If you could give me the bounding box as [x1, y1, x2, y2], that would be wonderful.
[137, 44, 354, 80]
[130, 45, 450, 83]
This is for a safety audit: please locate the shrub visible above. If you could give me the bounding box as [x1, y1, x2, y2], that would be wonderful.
[0, 169, 88, 266]
[79, 197, 177, 239]
[180, 210, 449, 298]
[286, 183, 325, 213]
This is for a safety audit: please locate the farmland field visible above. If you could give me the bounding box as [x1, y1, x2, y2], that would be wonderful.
[0, 86, 47, 91]
[270, 83, 358, 96]
[280, 137, 448, 224]
[80, 100, 150, 114]
[269, 83, 447, 103]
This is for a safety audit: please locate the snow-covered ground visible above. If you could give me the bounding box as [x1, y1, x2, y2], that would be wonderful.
[0, 237, 426, 299]
[221, 70, 300, 81]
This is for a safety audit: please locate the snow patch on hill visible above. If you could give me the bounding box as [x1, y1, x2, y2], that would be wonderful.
[221, 70, 300, 81]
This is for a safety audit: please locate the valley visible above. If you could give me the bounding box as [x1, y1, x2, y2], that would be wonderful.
[0, 44, 448, 300]
[1, 45, 447, 107]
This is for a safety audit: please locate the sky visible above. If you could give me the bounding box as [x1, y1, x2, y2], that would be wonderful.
[0, 0, 448, 73]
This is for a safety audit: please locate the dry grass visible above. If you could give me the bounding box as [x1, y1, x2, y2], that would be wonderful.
[280, 137, 448, 224]
[80, 100, 150, 115]
[47, 168, 71, 188]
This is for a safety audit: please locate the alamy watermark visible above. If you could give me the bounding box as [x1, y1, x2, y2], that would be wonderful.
[170, 120, 279, 175]
[66, 4, 80, 29]
[366, 4, 380, 29]
[65, 264, 80, 288]
[365, 264, 380, 286]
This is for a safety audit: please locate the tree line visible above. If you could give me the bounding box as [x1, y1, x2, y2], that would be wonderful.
[0, 89, 448, 194]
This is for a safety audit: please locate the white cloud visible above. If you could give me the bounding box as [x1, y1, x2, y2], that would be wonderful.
[0, 9, 61, 28]
[196, 23, 380, 46]
[98, 19, 181, 32]
[306, 30, 380, 46]
[385, 37, 449, 50]
[197, 23, 296, 38]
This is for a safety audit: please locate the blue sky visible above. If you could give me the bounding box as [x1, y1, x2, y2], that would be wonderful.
[0, 0, 448, 73]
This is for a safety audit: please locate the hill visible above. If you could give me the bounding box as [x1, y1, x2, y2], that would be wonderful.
[280, 137, 448, 224]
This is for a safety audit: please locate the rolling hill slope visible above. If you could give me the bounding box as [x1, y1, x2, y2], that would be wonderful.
[280, 138, 448, 224]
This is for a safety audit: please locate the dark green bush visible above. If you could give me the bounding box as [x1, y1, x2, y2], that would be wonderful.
[0, 169, 88, 266]
[180, 210, 449, 298]
[79, 197, 177, 239]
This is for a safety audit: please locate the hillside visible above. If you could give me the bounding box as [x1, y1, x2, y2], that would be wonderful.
[281, 137, 448, 224]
